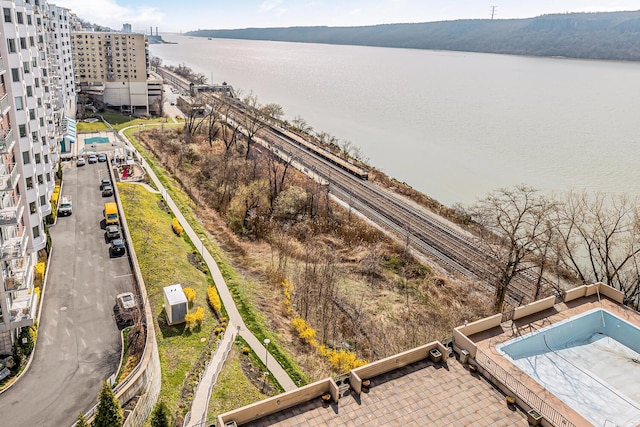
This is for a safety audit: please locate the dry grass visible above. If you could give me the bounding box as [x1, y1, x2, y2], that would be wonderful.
[135, 128, 493, 384]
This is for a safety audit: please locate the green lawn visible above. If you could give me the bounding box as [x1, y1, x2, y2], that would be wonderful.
[118, 183, 221, 420]
[76, 120, 109, 133]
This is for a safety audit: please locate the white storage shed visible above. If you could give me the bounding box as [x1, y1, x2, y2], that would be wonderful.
[163, 284, 188, 325]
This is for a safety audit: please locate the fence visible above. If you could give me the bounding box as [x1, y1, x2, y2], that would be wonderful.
[183, 323, 238, 427]
[475, 350, 576, 427]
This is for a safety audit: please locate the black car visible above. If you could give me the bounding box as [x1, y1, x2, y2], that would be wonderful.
[105, 225, 121, 241]
[100, 178, 111, 190]
[110, 239, 126, 257]
[102, 185, 113, 197]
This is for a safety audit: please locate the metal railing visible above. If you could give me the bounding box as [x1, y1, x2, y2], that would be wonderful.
[475, 350, 576, 427]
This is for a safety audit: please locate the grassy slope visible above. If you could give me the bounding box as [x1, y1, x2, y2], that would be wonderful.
[118, 183, 218, 417]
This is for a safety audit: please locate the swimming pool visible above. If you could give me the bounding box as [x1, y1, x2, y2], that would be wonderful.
[85, 136, 110, 145]
[497, 308, 640, 426]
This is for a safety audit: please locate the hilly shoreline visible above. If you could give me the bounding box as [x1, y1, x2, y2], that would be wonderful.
[186, 11, 640, 61]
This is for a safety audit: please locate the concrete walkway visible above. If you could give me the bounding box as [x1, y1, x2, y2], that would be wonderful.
[118, 126, 297, 424]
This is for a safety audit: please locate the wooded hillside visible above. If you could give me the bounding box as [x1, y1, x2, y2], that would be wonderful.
[186, 11, 640, 61]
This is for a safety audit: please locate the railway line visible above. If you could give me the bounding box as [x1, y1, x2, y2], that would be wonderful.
[258, 124, 557, 307]
[207, 93, 557, 307]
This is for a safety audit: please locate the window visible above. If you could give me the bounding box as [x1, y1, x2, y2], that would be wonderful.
[26, 176, 33, 189]
[39, 195, 46, 206]
[23, 62, 29, 74]
[19, 125, 26, 138]
[32, 225, 40, 239]
[16, 12, 23, 24]
[34, 77, 39, 87]
[37, 174, 43, 185]
[28, 109, 35, 120]
[15, 97, 23, 111]
[20, 38, 26, 50]
[34, 153, 40, 164]
[31, 132, 37, 143]
[46, 172, 51, 182]
[44, 154, 48, 164]
[3, 8, 11, 23]
[11, 68, 20, 82]
[27, 14, 31, 25]
[7, 39, 16, 53]
[32, 57, 36, 67]
[29, 36, 34, 47]
[29, 202, 36, 214]
[26, 86, 32, 97]
[39, 118, 44, 127]
[37, 98, 42, 107]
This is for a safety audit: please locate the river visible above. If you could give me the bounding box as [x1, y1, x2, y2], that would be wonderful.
[150, 34, 640, 207]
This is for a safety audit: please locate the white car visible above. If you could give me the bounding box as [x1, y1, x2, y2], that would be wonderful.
[77, 157, 86, 166]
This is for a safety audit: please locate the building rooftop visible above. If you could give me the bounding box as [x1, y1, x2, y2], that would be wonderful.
[219, 283, 637, 427]
[242, 356, 527, 427]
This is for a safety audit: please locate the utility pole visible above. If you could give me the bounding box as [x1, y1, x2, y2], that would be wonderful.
[490, 5, 497, 20]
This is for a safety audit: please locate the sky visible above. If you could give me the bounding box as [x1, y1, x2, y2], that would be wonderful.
[53, 0, 640, 33]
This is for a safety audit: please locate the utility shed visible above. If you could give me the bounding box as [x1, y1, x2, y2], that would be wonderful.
[163, 284, 187, 325]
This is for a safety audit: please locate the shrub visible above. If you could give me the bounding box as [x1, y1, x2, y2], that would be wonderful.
[171, 217, 183, 235]
[207, 286, 221, 315]
[242, 347, 250, 355]
[93, 380, 124, 427]
[34, 261, 46, 286]
[150, 400, 170, 427]
[183, 287, 196, 304]
[281, 278, 294, 313]
[19, 325, 37, 356]
[291, 317, 318, 347]
[76, 413, 90, 427]
[185, 307, 204, 330]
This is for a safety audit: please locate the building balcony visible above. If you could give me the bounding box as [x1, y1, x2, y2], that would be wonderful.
[0, 226, 27, 261]
[0, 93, 9, 116]
[0, 128, 14, 155]
[0, 162, 19, 192]
[8, 289, 37, 329]
[0, 194, 23, 226]
[4, 254, 32, 293]
[0, 56, 4, 75]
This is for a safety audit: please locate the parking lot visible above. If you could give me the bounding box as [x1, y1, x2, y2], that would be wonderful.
[0, 154, 136, 426]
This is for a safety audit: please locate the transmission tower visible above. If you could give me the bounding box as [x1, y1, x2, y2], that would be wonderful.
[490, 5, 497, 19]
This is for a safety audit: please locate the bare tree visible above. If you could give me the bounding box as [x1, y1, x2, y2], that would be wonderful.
[292, 115, 313, 134]
[237, 93, 271, 160]
[471, 185, 553, 312]
[183, 94, 206, 139]
[554, 191, 640, 299]
[265, 151, 295, 209]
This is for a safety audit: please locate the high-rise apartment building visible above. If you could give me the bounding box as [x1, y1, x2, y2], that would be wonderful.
[72, 31, 150, 115]
[0, 0, 73, 353]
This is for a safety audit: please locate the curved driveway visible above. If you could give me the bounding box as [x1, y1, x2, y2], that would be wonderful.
[0, 158, 134, 426]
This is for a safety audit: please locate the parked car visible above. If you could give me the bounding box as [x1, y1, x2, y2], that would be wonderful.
[109, 239, 126, 257]
[77, 157, 86, 167]
[105, 225, 121, 241]
[100, 178, 112, 190]
[101, 185, 113, 197]
[88, 154, 98, 164]
[98, 153, 107, 162]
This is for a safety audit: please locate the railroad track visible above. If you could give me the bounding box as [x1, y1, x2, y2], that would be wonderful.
[210, 94, 556, 306]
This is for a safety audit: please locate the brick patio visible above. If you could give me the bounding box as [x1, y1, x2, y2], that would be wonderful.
[244, 356, 528, 426]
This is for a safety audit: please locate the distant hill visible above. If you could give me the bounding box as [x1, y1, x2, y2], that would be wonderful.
[186, 11, 640, 61]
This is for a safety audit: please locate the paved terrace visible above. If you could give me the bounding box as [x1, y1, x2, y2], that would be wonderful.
[240, 356, 527, 426]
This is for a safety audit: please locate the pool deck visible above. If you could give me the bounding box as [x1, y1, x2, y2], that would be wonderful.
[468, 295, 640, 427]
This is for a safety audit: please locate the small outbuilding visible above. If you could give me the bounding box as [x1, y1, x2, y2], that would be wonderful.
[163, 284, 188, 325]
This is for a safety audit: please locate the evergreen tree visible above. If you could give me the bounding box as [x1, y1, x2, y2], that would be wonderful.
[150, 400, 170, 427]
[92, 380, 123, 427]
[76, 413, 90, 427]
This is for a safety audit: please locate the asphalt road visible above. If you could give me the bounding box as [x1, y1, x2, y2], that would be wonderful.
[0, 157, 135, 426]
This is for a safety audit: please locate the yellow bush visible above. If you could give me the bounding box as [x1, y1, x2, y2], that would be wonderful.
[185, 306, 204, 330]
[207, 286, 221, 315]
[281, 278, 294, 313]
[291, 317, 318, 347]
[171, 217, 183, 235]
[34, 261, 46, 286]
[327, 349, 367, 373]
[183, 287, 196, 304]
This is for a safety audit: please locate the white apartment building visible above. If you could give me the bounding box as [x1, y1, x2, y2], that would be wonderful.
[72, 31, 150, 115]
[0, 0, 72, 354]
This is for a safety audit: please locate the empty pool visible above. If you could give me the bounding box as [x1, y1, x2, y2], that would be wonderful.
[497, 308, 640, 426]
